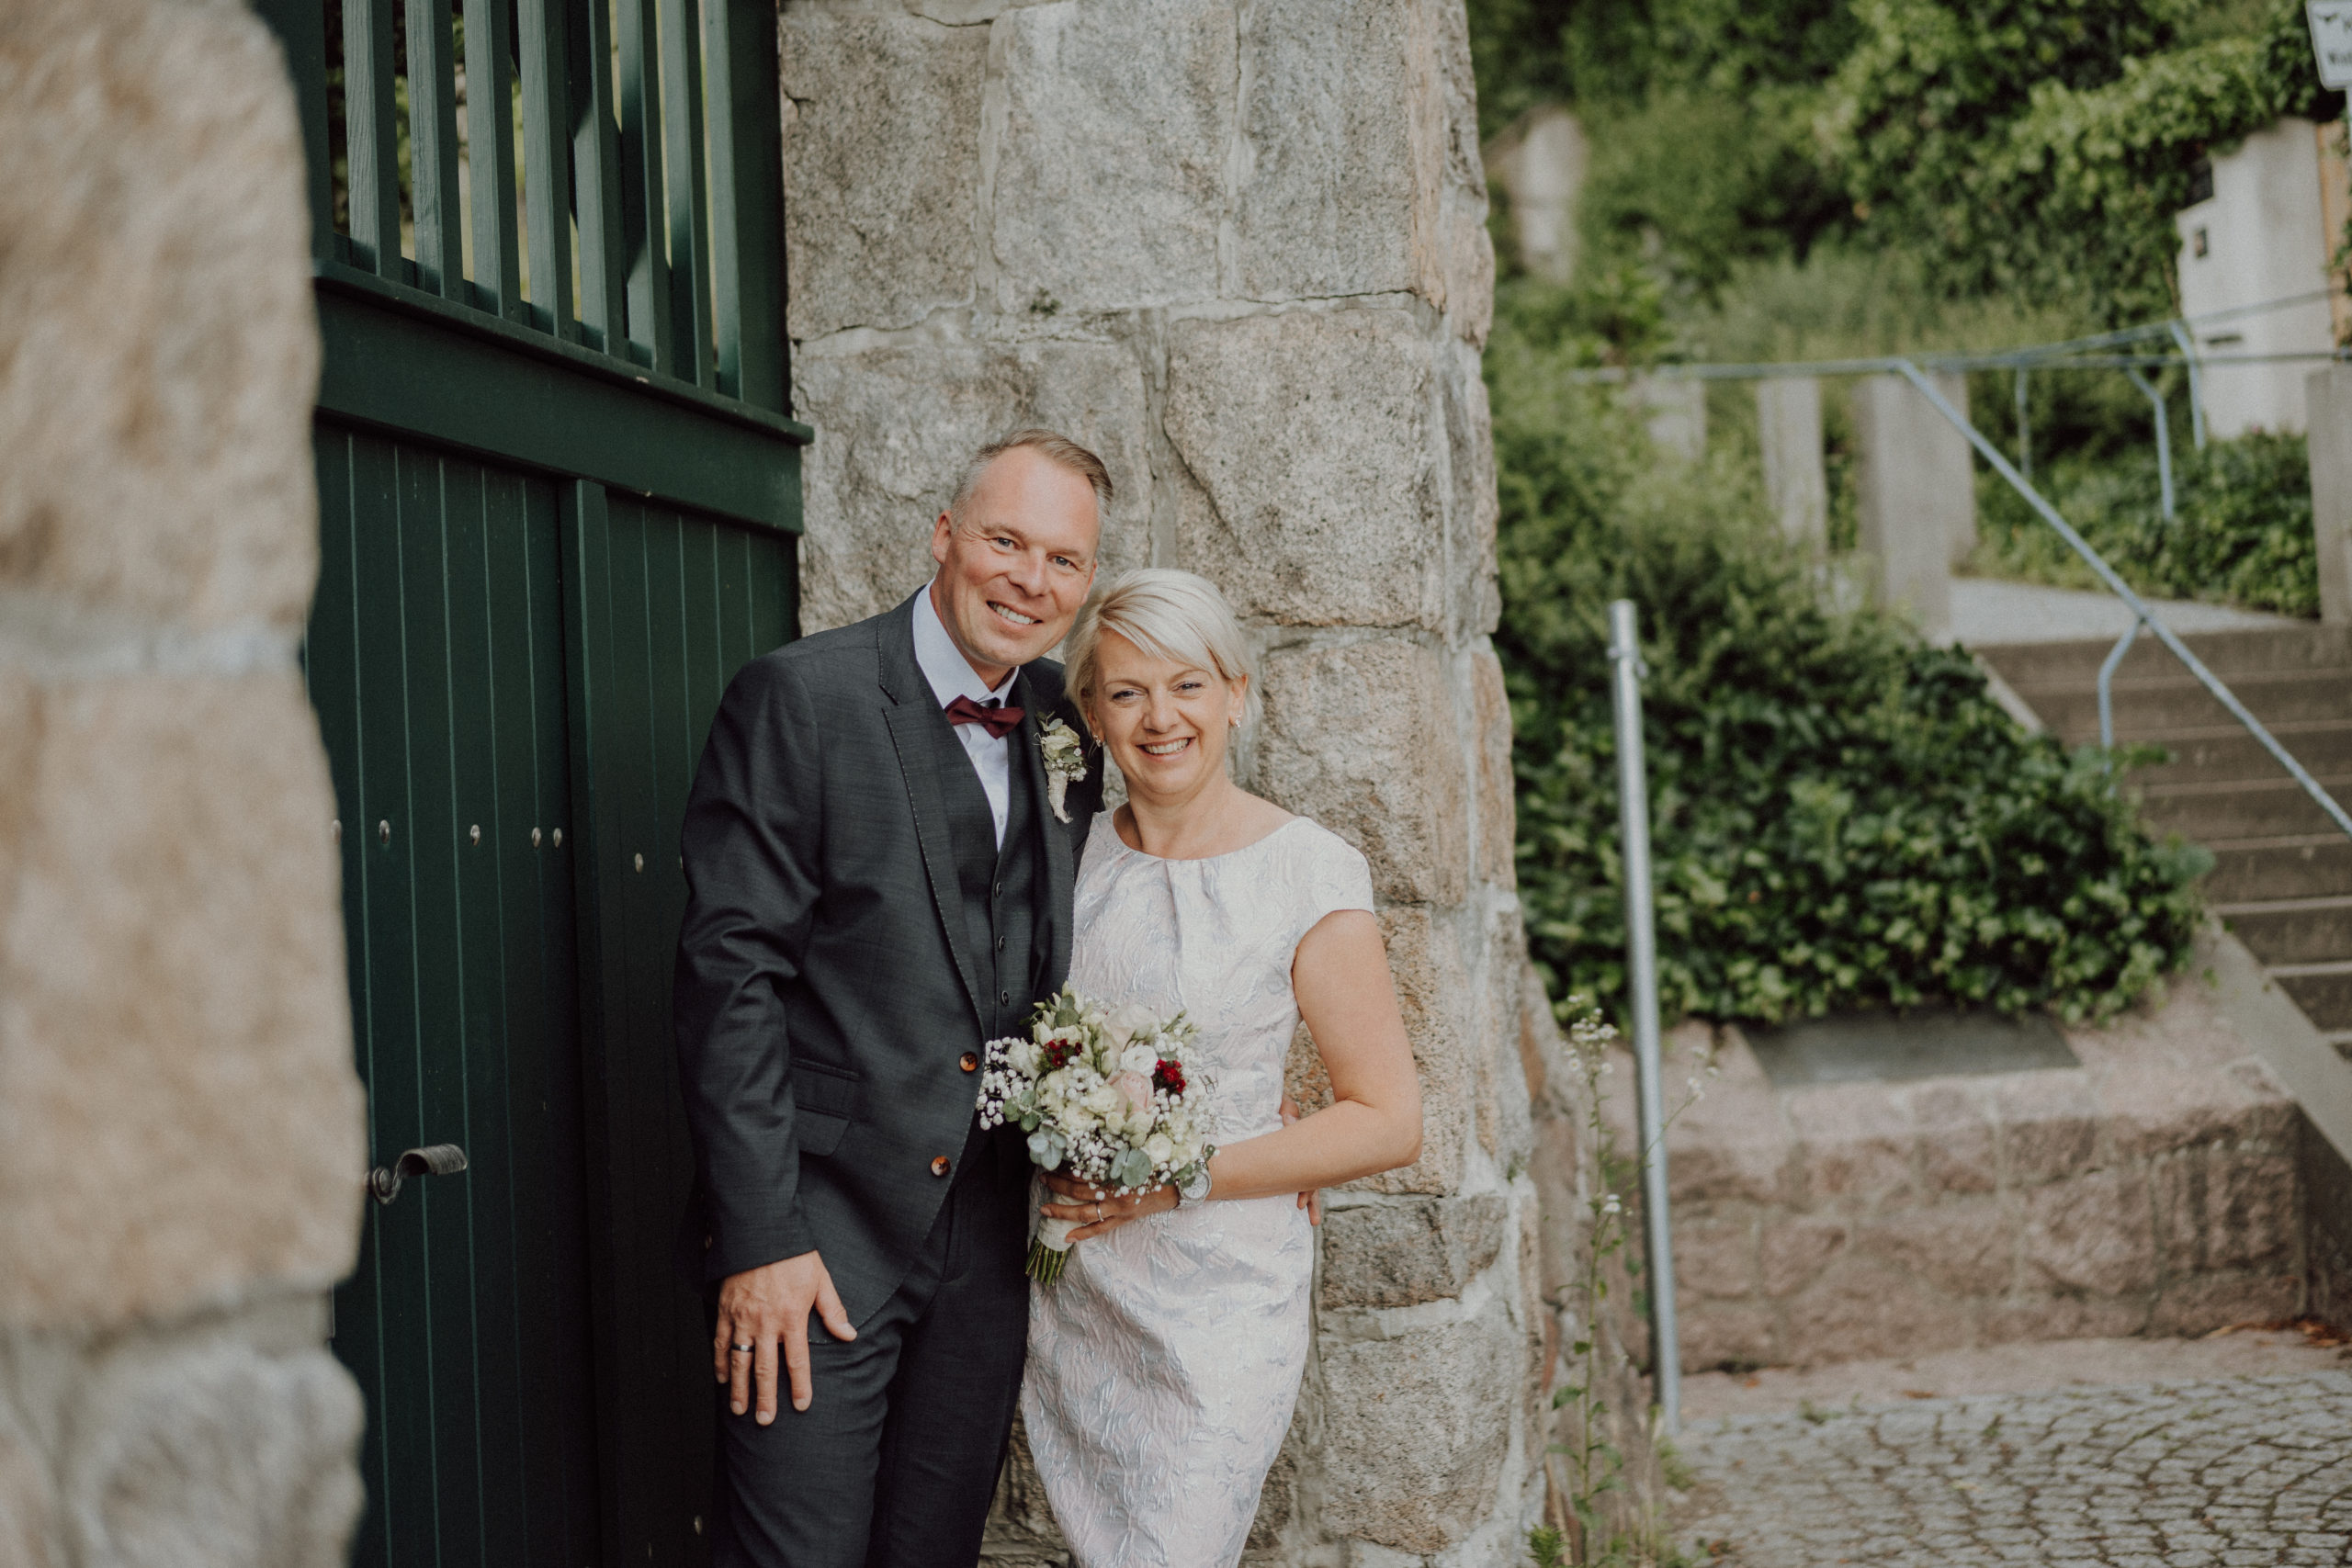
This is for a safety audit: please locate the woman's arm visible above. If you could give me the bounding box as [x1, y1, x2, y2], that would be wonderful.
[1045, 908, 1420, 1237]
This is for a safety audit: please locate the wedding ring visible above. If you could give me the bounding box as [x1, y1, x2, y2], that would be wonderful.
[731, 1342, 753, 1354]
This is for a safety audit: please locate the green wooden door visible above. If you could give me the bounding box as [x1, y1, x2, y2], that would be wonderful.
[257, 1, 807, 1562]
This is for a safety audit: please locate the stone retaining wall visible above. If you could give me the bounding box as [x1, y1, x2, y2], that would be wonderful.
[1626, 983, 2308, 1372]
[0, 2, 369, 1563]
[776, 2, 1576, 1561]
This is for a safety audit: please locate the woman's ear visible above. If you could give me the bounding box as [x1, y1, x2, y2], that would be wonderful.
[1228, 675, 1250, 728]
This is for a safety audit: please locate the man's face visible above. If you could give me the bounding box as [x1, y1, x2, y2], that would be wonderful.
[929, 447, 1101, 681]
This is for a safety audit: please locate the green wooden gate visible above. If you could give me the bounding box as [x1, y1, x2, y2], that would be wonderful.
[254, 4, 808, 1562]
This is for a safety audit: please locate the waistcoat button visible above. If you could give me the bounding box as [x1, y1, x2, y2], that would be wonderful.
[959, 1052, 979, 1072]
[930, 1155, 952, 1178]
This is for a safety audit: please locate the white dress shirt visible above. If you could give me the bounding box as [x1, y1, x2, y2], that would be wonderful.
[912, 583, 1016, 848]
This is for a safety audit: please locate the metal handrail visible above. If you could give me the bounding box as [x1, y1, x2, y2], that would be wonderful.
[1888, 361, 2352, 843]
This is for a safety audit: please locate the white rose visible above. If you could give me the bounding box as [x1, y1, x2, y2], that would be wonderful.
[1006, 1041, 1040, 1075]
[1082, 1081, 1123, 1115]
[1118, 1043, 1159, 1077]
[1107, 1002, 1156, 1048]
[1144, 1133, 1175, 1166]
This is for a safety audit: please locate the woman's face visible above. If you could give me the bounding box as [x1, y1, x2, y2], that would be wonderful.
[1087, 631, 1248, 804]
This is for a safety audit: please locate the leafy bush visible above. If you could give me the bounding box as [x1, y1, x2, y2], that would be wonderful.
[1491, 288, 2211, 1029]
[1973, 433, 2320, 618]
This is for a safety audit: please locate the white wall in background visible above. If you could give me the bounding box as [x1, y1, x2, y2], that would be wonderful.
[2174, 118, 2341, 437]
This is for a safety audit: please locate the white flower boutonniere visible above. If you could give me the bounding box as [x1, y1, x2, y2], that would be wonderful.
[1038, 716, 1087, 824]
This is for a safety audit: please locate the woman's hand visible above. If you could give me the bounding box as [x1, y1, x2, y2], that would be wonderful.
[1040, 1168, 1178, 1241]
[1280, 1096, 1323, 1225]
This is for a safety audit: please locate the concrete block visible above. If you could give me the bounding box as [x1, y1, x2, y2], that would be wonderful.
[1627, 377, 1704, 462]
[1482, 106, 1586, 285]
[1759, 1215, 1849, 1299]
[1318, 1303, 1519, 1551]
[1166, 309, 1444, 630]
[1787, 1082, 1913, 1202]
[793, 339, 1151, 632]
[1905, 1080, 1998, 1194]
[780, 13, 985, 339]
[1995, 1072, 2099, 1185]
[1858, 1202, 2018, 1297]
[990, 0, 1234, 312]
[61, 1342, 361, 1568]
[1320, 1195, 1509, 1310]
[1757, 377, 1827, 550]
[1258, 641, 1467, 906]
[0, 0, 320, 628]
[1851, 372, 1973, 637]
[0, 676, 365, 1330]
[2023, 1172, 2157, 1296]
[2305, 364, 2352, 626]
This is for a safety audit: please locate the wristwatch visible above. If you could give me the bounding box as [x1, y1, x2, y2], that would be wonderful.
[1174, 1152, 1215, 1209]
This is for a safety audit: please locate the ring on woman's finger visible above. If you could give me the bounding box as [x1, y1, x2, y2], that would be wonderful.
[731, 1342, 753, 1355]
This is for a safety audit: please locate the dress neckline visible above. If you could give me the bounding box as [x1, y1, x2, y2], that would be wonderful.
[1099, 811, 1308, 865]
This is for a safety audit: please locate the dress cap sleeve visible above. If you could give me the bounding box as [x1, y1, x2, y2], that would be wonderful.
[1289, 820, 1375, 951]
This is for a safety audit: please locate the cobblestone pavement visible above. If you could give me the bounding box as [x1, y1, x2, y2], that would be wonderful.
[1673, 1372, 2352, 1566]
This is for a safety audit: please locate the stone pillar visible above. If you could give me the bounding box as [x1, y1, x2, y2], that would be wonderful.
[2307, 365, 2352, 626]
[1852, 372, 1974, 640]
[0, 3, 369, 1565]
[1757, 377, 1826, 550]
[1627, 376, 1705, 463]
[780, 2, 1545, 1560]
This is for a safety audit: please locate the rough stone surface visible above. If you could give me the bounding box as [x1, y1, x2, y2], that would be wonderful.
[781, 13, 987, 339]
[1468, 649, 1514, 888]
[62, 1342, 363, 1568]
[990, 0, 1234, 311]
[1782, 1255, 1974, 1365]
[1257, 640, 1467, 906]
[1166, 309, 1444, 631]
[1317, 1303, 1520, 1553]
[793, 339, 1151, 631]
[0, 675, 364, 1329]
[2024, 1172, 2158, 1296]
[0, 1419, 51, 1568]
[1673, 1372, 2352, 1567]
[0, 0, 321, 629]
[1345, 906, 1473, 1196]
[1320, 1195, 1508, 1309]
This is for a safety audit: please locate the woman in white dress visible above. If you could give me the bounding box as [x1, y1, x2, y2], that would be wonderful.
[1021, 570, 1424, 1568]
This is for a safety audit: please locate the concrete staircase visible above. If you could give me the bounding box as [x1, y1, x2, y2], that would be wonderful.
[1974, 625, 2352, 1058]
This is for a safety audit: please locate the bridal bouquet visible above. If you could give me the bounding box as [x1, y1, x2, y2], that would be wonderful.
[975, 985, 1215, 1285]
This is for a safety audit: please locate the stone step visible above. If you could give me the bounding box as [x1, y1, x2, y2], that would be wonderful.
[1975, 624, 2352, 688]
[2202, 834, 2352, 902]
[2214, 895, 2352, 965]
[2138, 774, 2352, 840]
[2122, 721, 2352, 786]
[2011, 669, 2352, 743]
[2328, 1030, 2352, 1064]
[2270, 960, 2352, 1031]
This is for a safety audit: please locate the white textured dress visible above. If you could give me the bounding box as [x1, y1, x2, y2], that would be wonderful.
[1022, 813, 1375, 1568]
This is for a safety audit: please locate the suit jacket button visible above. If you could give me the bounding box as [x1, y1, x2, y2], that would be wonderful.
[999, 989, 1010, 1006]
[930, 1155, 952, 1178]
[960, 1052, 979, 1073]
[703, 1235, 714, 1251]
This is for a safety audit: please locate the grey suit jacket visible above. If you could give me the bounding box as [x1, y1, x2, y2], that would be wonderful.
[672, 591, 1104, 1323]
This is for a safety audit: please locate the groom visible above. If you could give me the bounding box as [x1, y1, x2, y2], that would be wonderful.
[673, 430, 1110, 1567]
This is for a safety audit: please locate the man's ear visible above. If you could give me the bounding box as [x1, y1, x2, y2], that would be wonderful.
[930, 512, 955, 568]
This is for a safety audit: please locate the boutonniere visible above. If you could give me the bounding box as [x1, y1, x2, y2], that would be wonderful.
[1038, 716, 1087, 824]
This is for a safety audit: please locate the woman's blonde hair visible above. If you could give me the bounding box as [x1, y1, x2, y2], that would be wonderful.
[1061, 569, 1260, 736]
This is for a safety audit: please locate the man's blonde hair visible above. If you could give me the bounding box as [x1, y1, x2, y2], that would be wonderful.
[947, 428, 1113, 530]
[1061, 569, 1260, 735]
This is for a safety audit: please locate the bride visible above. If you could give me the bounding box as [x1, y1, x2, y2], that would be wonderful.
[1021, 569, 1423, 1567]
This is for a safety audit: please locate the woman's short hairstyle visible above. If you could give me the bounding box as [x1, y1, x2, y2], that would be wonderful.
[1061, 569, 1261, 736]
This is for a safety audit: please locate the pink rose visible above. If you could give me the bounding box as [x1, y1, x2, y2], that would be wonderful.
[1108, 1070, 1154, 1118]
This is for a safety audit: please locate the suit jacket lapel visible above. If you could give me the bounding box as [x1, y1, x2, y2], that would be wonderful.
[1013, 667, 1077, 989]
[877, 596, 987, 1029]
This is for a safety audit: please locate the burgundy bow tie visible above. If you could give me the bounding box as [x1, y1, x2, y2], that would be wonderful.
[944, 694, 1024, 739]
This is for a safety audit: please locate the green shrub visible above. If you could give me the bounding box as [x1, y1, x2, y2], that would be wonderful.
[1492, 288, 2211, 1029]
[1973, 432, 2320, 618]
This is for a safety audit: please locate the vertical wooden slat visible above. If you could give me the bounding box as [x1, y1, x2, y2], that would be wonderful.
[409, 0, 467, 298]
[519, 0, 576, 337]
[464, 0, 526, 320]
[571, 0, 630, 351]
[658, 0, 713, 388]
[614, 0, 673, 372]
[339, 0, 401, 272]
[341, 0, 402, 273]
[253, 0, 334, 260]
[704, 0, 786, 411]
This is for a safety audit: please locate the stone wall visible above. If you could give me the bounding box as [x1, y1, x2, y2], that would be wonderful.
[0, 2, 368, 1565]
[777, 1, 1564, 1561]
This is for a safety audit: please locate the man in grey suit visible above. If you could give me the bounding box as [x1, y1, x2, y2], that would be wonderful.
[673, 430, 1111, 1567]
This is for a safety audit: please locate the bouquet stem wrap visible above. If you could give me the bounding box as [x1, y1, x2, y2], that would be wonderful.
[1028, 1216, 1080, 1285]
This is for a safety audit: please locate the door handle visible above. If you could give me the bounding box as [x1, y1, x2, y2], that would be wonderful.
[367, 1144, 469, 1205]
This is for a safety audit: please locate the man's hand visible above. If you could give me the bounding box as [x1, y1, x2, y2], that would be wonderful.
[714, 1251, 856, 1422]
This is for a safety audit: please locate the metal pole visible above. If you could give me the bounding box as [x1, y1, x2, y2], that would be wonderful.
[2127, 367, 2176, 521]
[1607, 599, 1679, 1435]
[2014, 366, 2032, 480]
[2167, 321, 2206, 450]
